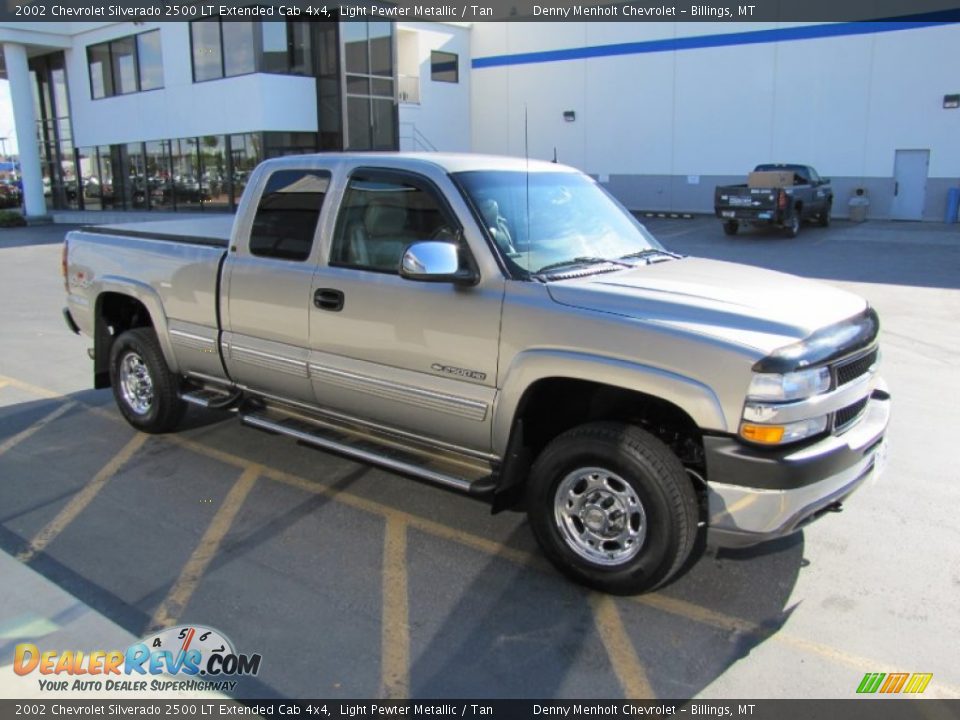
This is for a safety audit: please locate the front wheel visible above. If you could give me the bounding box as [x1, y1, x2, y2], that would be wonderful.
[109, 328, 186, 433]
[818, 202, 832, 227]
[526, 422, 699, 594]
[722, 220, 739, 236]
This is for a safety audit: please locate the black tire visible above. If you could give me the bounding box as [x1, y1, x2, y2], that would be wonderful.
[526, 422, 699, 594]
[109, 327, 186, 433]
[722, 221, 739, 236]
[783, 211, 801, 238]
[818, 202, 832, 227]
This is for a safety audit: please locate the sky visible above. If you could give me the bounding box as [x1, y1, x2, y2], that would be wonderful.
[0, 80, 18, 156]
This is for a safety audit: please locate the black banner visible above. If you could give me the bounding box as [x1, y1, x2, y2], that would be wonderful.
[3, 0, 960, 23]
[0, 700, 959, 720]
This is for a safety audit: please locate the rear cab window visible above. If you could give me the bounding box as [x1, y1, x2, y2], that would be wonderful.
[249, 170, 331, 262]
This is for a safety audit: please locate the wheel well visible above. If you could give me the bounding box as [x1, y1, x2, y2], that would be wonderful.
[93, 293, 153, 389]
[494, 378, 706, 511]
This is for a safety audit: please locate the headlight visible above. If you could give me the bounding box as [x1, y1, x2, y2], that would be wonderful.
[740, 416, 829, 445]
[747, 366, 831, 402]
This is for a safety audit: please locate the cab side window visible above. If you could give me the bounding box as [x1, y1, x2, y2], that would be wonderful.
[249, 170, 330, 262]
[330, 172, 457, 273]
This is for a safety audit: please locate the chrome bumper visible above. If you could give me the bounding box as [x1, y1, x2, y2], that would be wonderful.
[705, 383, 890, 549]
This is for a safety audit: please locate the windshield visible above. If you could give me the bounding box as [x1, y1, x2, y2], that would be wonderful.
[453, 170, 663, 276]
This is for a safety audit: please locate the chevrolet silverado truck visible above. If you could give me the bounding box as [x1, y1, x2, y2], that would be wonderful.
[715, 164, 833, 237]
[62, 153, 889, 594]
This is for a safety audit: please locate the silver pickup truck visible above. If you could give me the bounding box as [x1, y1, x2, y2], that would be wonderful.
[63, 153, 890, 594]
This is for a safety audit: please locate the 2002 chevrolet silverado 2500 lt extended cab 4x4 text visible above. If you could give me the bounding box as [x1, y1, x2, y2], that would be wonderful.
[715, 163, 833, 238]
[63, 153, 890, 594]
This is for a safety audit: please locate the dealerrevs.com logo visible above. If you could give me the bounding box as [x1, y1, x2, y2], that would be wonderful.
[14, 625, 262, 693]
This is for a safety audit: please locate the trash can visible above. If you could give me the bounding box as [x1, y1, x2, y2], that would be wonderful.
[848, 188, 870, 223]
[946, 187, 960, 224]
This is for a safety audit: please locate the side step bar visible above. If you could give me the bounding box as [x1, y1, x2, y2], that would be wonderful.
[181, 388, 242, 410]
[241, 412, 496, 496]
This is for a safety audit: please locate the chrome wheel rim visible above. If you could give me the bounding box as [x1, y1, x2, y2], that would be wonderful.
[553, 467, 646, 566]
[119, 351, 153, 415]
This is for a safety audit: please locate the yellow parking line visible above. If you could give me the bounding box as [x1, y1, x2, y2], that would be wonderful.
[17, 432, 147, 563]
[590, 594, 655, 698]
[381, 517, 410, 699]
[149, 466, 260, 631]
[5, 373, 960, 697]
[0, 401, 77, 458]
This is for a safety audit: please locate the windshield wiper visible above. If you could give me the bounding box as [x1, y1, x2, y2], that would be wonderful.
[618, 248, 683, 261]
[533, 256, 633, 276]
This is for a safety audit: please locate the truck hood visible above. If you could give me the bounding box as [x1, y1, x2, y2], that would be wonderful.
[546, 257, 867, 356]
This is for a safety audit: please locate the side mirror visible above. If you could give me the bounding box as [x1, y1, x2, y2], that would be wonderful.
[400, 241, 478, 286]
[821, 178, 831, 185]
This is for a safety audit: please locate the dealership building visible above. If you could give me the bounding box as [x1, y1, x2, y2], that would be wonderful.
[0, 19, 957, 221]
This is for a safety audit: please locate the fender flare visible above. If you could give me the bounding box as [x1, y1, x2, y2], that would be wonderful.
[492, 349, 728, 456]
[93, 276, 179, 374]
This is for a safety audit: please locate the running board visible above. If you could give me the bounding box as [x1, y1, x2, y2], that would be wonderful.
[240, 411, 497, 496]
[181, 387, 242, 410]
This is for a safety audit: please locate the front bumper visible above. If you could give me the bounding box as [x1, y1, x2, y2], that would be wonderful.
[704, 382, 890, 548]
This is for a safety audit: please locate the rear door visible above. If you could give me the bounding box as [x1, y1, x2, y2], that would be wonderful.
[221, 168, 332, 404]
[307, 166, 504, 453]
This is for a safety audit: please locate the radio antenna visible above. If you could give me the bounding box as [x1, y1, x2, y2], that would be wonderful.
[524, 104, 531, 272]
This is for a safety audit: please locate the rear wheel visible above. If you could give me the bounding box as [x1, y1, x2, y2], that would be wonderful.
[784, 212, 801, 238]
[722, 220, 739, 236]
[526, 422, 699, 594]
[109, 328, 186, 433]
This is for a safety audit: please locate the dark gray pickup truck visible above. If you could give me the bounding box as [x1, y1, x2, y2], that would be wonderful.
[715, 164, 834, 237]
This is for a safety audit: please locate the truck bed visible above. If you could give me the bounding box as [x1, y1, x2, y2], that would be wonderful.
[91, 215, 234, 248]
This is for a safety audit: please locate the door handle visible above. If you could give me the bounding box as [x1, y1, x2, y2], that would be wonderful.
[314, 288, 344, 312]
[894, 182, 899, 196]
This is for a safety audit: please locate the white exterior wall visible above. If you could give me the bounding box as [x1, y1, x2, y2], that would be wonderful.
[469, 22, 960, 219]
[397, 22, 471, 152]
[64, 22, 317, 148]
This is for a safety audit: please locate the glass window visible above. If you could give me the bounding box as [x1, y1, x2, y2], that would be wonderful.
[111, 36, 138, 94]
[230, 133, 262, 205]
[331, 174, 455, 273]
[126, 142, 148, 209]
[87, 43, 113, 99]
[137, 31, 164, 91]
[223, 21, 256, 76]
[343, 22, 368, 74]
[431, 51, 458, 83]
[369, 22, 392, 77]
[289, 21, 313, 75]
[146, 140, 173, 209]
[191, 21, 223, 81]
[261, 21, 288, 73]
[371, 99, 395, 149]
[171, 138, 204, 208]
[200, 135, 229, 209]
[250, 170, 330, 261]
[78, 147, 102, 210]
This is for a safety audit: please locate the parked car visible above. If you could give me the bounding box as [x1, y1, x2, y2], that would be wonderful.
[62, 153, 888, 593]
[715, 164, 833, 237]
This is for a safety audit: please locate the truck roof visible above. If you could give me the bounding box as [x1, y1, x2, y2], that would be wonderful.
[260, 152, 577, 175]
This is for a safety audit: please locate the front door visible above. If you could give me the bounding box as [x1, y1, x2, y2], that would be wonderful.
[891, 149, 929, 221]
[308, 168, 504, 453]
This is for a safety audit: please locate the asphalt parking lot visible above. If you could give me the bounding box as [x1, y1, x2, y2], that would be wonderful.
[0, 216, 958, 700]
